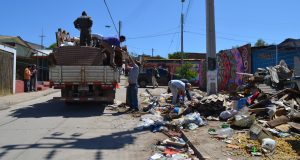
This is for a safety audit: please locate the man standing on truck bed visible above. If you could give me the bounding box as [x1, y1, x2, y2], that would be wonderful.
[126, 53, 140, 112]
[74, 11, 93, 46]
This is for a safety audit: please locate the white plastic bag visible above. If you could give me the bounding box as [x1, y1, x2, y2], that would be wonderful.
[262, 138, 276, 152]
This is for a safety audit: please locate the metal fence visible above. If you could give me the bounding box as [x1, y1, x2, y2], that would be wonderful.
[0, 50, 13, 95]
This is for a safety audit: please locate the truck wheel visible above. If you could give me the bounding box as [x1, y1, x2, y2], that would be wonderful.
[139, 80, 147, 88]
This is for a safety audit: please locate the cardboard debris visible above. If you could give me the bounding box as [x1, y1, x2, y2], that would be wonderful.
[267, 116, 290, 128]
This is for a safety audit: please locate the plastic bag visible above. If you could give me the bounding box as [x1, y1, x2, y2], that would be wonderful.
[218, 128, 234, 137]
[219, 110, 238, 120]
[183, 112, 205, 126]
[262, 138, 276, 152]
[188, 123, 199, 130]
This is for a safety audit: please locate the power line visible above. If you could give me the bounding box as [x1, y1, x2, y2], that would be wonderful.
[127, 31, 179, 40]
[184, 0, 193, 23]
[168, 32, 179, 52]
[185, 30, 255, 43]
[103, 0, 119, 35]
[184, 24, 280, 42]
[127, 26, 179, 39]
[127, 45, 152, 53]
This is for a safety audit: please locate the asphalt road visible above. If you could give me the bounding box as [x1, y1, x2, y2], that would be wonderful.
[0, 86, 166, 160]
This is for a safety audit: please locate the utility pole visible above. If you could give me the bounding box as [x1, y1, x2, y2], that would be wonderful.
[180, 0, 185, 65]
[40, 29, 46, 49]
[152, 48, 154, 57]
[39, 29, 46, 81]
[206, 0, 217, 95]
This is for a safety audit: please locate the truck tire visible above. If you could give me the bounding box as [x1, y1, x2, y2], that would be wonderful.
[139, 80, 147, 88]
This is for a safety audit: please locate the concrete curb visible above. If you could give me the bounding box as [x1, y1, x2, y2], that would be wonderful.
[0, 89, 60, 110]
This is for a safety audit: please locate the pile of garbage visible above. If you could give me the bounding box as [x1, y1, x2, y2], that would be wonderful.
[138, 89, 208, 133]
[201, 62, 300, 158]
[149, 135, 198, 160]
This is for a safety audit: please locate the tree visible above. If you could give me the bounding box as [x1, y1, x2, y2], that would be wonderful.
[48, 43, 57, 49]
[168, 52, 186, 59]
[175, 63, 197, 80]
[255, 39, 268, 47]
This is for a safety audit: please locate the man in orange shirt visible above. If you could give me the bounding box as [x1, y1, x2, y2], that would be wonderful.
[24, 65, 32, 92]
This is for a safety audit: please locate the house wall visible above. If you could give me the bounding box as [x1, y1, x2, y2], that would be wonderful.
[294, 56, 300, 76]
[251, 46, 300, 73]
[0, 44, 16, 95]
[198, 44, 252, 91]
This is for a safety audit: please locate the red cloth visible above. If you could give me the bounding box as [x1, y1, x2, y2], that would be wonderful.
[247, 91, 260, 105]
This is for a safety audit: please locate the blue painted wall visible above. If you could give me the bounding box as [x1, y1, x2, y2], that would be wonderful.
[251, 46, 300, 73]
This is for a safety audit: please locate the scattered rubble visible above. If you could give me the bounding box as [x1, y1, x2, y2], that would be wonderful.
[112, 62, 300, 159]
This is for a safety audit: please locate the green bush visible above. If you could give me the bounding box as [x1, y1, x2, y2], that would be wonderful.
[176, 63, 197, 80]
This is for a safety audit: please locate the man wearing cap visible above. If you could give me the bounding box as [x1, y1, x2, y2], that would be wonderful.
[168, 79, 192, 104]
[74, 11, 93, 46]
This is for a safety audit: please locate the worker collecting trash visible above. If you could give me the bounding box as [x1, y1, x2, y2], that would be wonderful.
[168, 80, 192, 104]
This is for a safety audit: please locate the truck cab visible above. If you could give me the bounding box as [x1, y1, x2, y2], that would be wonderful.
[138, 68, 177, 87]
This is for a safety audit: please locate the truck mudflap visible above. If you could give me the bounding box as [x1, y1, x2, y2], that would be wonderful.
[53, 97, 114, 102]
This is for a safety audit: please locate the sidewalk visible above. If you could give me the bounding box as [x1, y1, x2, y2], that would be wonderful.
[0, 88, 60, 110]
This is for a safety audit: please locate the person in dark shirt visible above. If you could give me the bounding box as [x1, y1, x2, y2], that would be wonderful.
[74, 11, 93, 46]
[30, 65, 37, 91]
[100, 36, 126, 67]
[151, 67, 159, 88]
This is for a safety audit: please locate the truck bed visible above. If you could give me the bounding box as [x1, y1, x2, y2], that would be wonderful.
[49, 66, 120, 84]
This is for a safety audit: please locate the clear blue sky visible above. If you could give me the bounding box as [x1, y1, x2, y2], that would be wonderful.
[1, 0, 299, 57]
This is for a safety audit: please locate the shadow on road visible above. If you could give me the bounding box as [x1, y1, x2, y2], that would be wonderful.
[0, 128, 146, 160]
[9, 100, 106, 118]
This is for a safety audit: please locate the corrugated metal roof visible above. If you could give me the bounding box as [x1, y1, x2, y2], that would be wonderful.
[32, 49, 52, 56]
[0, 36, 33, 49]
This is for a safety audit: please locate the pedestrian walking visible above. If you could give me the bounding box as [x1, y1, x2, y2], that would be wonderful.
[30, 64, 37, 91]
[152, 67, 159, 88]
[126, 53, 140, 112]
[24, 65, 32, 92]
[168, 80, 192, 104]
